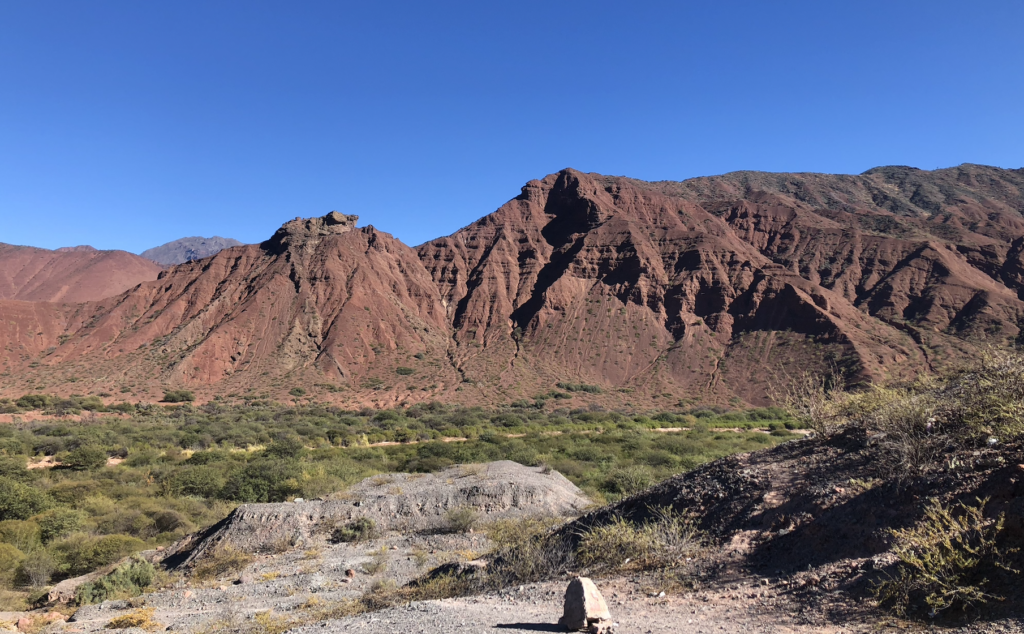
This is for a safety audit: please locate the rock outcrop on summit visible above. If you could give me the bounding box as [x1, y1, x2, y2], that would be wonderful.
[2, 164, 1023, 405]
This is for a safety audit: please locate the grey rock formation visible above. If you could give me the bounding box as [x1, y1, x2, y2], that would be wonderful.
[141, 236, 243, 265]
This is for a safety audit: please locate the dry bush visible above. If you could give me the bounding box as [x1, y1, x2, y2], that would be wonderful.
[483, 516, 573, 586]
[331, 517, 377, 543]
[874, 498, 1017, 617]
[444, 507, 478, 534]
[779, 350, 1024, 477]
[411, 547, 430, 568]
[575, 507, 704, 573]
[248, 610, 294, 634]
[772, 371, 849, 436]
[362, 547, 389, 575]
[299, 573, 472, 620]
[191, 547, 253, 581]
[105, 607, 161, 630]
[932, 350, 1024, 439]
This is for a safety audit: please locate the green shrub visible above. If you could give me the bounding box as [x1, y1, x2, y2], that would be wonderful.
[78, 396, 107, 412]
[289, 387, 307, 397]
[62, 445, 107, 470]
[76, 556, 155, 605]
[161, 390, 195, 403]
[0, 456, 31, 482]
[50, 533, 146, 577]
[874, 498, 1016, 616]
[35, 508, 87, 543]
[0, 520, 40, 553]
[221, 459, 301, 502]
[395, 367, 415, 376]
[556, 382, 602, 394]
[0, 543, 25, 586]
[162, 466, 225, 498]
[605, 466, 653, 496]
[0, 477, 51, 521]
[15, 394, 53, 410]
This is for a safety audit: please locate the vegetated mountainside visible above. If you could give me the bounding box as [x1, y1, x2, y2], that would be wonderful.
[0, 243, 162, 303]
[140, 236, 244, 266]
[1, 164, 1023, 405]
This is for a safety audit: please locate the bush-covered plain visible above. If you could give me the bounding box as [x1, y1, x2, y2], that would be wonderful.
[0, 396, 800, 608]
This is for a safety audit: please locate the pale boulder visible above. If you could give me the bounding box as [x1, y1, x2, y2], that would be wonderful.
[560, 577, 611, 631]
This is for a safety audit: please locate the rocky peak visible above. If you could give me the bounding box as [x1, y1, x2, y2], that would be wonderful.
[263, 211, 359, 254]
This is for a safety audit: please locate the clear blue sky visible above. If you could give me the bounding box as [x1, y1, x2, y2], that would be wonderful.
[1, 1, 1022, 253]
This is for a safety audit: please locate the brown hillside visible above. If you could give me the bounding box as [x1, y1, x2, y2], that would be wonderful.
[0, 243, 162, 302]
[1, 212, 458, 405]
[2, 165, 1023, 405]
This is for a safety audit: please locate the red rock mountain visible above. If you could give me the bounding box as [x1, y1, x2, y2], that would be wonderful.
[0, 243, 162, 303]
[2, 165, 1023, 406]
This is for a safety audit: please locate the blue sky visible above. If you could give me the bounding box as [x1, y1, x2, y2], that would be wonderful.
[1, 1, 1022, 252]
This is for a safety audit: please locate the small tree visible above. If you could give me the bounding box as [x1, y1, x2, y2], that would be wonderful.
[17, 549, 56, 587]
[63, 445, 107, 470]
[0, 477, 51, 521]
[36, 508, 87, 543]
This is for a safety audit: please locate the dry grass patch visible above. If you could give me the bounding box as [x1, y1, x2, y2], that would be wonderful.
[106, 607, 161, 630]
[191, 546, 253, 581]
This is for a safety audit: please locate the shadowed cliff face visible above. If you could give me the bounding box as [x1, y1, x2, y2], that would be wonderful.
[3, 164, 1024, 406]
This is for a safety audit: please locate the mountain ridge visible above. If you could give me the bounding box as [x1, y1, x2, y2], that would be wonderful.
[0, 243, 163, 303]
[2, 163, 1023, 407]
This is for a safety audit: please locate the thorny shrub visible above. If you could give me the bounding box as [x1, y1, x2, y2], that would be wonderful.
[874, 498, 1017, 617]
[362, 547, 389, 575]
[330, 517, 378, 543]
[444, 506, 478, 534]
[779, 350, 1024, 477]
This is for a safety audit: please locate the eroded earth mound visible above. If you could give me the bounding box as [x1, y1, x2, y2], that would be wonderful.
[168, 461, 588, 569]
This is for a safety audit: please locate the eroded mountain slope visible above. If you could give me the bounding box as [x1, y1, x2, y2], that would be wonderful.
[0, 243, 163, 302]
[2, 165, 1023, 405]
